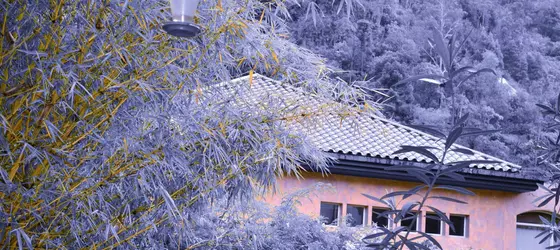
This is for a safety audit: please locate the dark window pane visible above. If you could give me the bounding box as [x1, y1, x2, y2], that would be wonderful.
[320, 202, 340, 225]
[425, 213, 442, 234]
[401, 212, 418, 232]
[450, 215, 466, 236]
[347, 205, 365, 227]
[372, 208, 389, 228]
[517, 212, 559, 224]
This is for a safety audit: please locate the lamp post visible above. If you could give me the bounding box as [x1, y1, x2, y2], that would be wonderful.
[163, 0, 201, 38]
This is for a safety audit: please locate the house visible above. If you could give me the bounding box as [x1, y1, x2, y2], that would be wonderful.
[223, 74, 553, 250]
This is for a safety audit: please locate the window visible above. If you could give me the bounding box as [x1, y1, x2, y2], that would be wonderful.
[518, 212, 560, 224]
[449, 215, 468, 237]
[320, 202, 341, 226]
[372, 208, 390, 228]
[347, 205, 366, 227]
[517, 212, 558, 249]
[401, 212, 420, 232]
[425, 212, 442, 235]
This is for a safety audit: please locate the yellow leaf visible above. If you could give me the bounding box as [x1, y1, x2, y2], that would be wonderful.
[123, 138, 128, 154]
[237, 57, 246, 68]
[249, 70, 254, 88]
[86, 34, 97, 47]
[219, 122, 226, 135]
[271, 50, 279, 64]
[258, 9, 265, 24]
[43, 121, 53, 140]
[16, 6, 26, 21]
[32, 158, 49, 177]
[11, 97, 24, 116]
[9, 150, 25, 181]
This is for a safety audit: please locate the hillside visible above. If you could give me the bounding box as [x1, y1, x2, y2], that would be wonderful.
[286, 0, 560, 173]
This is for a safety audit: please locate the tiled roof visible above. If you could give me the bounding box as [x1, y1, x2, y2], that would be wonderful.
[220, 74, 521, 173]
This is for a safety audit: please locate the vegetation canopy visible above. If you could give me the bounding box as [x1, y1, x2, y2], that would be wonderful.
[0, 0, 370, 248]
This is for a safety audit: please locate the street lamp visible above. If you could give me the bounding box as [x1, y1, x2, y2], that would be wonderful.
[163, 0, 201, 38]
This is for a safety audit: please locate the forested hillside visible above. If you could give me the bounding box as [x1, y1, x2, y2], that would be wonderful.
[286, 0, 560, 172]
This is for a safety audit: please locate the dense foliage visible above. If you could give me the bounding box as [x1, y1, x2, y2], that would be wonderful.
[286, 0, 560, 173]
[0, 0, 372, 248]
[2, 0, 557, 248]
[528, 94, 560, 249]
[160, 183, 378, 250]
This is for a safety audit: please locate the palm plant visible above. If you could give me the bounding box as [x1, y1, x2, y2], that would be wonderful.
[536, 93, 560, 167]
[533, 93, 560, 249]
[395, 29, 496, 126]
[362, 115, 499, 249]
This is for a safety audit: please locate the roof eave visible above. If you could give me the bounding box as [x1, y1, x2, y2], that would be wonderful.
[319, 153, 544, 193]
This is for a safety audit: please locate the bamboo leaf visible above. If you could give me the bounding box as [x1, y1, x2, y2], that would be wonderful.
[441, 171, 466, 182]
[394, 74, 446, 87]
[406, 169, 432, 185]
[450, 66, 475, 78]
[402, 185, 427, 199]
[557, 92, 560, 114]
[450, 148, 475, 155]
[8, 149, 25, 181]
[448, 33, 456, 66]
[452, 28, 473, 63]
[381, 190, 416, 200]
[455, 113, 469, 127]
[538, 232, 553, 244]
[537, 104, 556, 115]
[457, 68, 497, 86]
[445, 127, 463, 150]
[434, 185, 475, 196]
[428, 196, 467, 204]
[415, 231, 443, 250]
[249, 70, 254, 87]
[418, 78, 443, 85]
[407, 124, 446, 138]
[362, 193, 388, 206]
[363, 232, 387, 240]
[538, 194, 555, 208]
[427, 205, 453, 226]
[393, 146, 440, 163]
[432, 29, 451, 69]
[460, 129, 501, 137]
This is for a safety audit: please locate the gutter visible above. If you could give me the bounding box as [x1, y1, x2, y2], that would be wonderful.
[307, 153, 544, 193]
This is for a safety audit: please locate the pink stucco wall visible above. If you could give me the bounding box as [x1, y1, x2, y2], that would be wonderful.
[262, 172, 554, 250]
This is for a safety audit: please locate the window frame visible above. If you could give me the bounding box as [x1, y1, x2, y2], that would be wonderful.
[371, 207, 393, 229]
[425, 212, 443, 236]
[449, 214, 468, 238]
[319, 202, 342, 227]
[516, 212, 558, 247]
[400, 211, 421, 232]
[346, 204, 367, 227]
